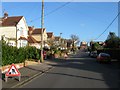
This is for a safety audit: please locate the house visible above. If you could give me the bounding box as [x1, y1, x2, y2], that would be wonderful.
[54, 36, 68, 50]
[28, 26, 40, 48]
[28, 26, 48, 49]
[46, 32, 55, 48]
[31, 28, 47, 43]
[47, 32, 54, 40]
[80, 41, 88, 49]
[54, 36, 61, 46]
[28, 35, 41, 48]
[0, 13, 28, 48]
[60, 38, 67, 50]
[66, 39, 73, 48]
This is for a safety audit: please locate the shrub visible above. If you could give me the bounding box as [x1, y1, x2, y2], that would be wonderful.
[2, 41, 41, 66]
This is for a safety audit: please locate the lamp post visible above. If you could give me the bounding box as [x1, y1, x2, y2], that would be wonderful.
[60, 33, 62, 49]
[60, 33, 62, 38]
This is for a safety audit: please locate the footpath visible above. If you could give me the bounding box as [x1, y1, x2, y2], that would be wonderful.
[1, 60, 56, 89]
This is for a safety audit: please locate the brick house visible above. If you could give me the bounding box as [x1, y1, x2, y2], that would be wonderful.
[28, 26, 48, 49]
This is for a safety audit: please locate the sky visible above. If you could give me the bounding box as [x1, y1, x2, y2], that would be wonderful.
[1, 2, 118, 43]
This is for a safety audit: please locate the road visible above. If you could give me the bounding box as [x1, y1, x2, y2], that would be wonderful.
[21, 50, 120, 88]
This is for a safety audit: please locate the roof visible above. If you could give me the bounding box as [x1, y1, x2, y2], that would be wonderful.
[1, 16, 23, 26]
[28, 36, 40, 43]
[32, 28, 45, 35]
[18, 36, 27, 41]
[47, 32, 53, 38]
[28, 36, 37, 43]
[28, 26, 34, 31]
[66, 39, 72, 43]
[55, 36, 60, 41]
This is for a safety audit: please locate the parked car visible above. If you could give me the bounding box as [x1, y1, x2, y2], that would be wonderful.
[43, 51, 47, 59]
[97, 53, 111, 63]
[90, 51, 98, 58]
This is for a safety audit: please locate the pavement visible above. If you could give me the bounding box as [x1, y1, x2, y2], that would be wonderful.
[2, 61, 54, 89]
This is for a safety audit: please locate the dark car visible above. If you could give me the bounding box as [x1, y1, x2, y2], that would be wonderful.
[97, 53, 111, 63]
[90, 51, 98, 58]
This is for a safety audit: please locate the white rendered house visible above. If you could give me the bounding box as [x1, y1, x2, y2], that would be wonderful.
[0, 13, 28, 48]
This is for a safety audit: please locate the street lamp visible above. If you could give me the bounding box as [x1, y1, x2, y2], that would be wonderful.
[60, 33, 62, 38]
[59, 33, 62, 49]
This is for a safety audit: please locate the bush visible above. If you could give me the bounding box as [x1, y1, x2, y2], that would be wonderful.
[54, 50, 61, 54]
[2, 41, 41, 66]
[97, 48, 120, 60]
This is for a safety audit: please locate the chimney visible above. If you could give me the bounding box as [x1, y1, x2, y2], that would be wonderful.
[28, 26, 34, 35]
[4, 12, 8, 19]
[32, 26, 34, 30]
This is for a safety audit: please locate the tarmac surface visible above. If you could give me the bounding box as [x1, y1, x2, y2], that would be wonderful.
[2, 61, 54, 89]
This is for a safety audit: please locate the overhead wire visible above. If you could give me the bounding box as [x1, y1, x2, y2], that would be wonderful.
[94, 11, 120, 40]
[29, 2, 71, 23]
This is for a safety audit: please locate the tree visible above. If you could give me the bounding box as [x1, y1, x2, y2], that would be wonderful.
[47, 39, 56, 50]
[70, 34, 80, 51]
[105, 32, 120, 48]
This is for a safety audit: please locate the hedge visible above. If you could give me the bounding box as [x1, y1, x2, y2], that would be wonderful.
[2, 41, 41, 66]
[97, 48, 120, 60]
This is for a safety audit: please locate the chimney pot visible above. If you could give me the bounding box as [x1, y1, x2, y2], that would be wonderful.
[4, 12, 8, 19]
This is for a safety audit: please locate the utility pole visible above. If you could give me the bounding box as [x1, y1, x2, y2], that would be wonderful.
[40, 0, 44, 63]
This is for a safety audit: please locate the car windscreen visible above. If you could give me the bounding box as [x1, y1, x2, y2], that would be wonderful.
[100, 53, 110, 57]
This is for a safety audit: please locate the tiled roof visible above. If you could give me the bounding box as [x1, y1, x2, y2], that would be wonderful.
[28, 36, 40, 43]
[55, 36, 60, 41]
[28, 36, 37, 43]
[1, 16, 23, 26]
[18, 36, 27, 41]
[47, 32, 53, 38]
[32, 28, 45, 35]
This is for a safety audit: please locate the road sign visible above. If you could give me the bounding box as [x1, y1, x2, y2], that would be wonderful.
[6, 64, 21, 76]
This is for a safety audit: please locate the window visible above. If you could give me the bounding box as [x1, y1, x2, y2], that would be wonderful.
[22, 40, 27, 47]
[8, 42, 13, 46]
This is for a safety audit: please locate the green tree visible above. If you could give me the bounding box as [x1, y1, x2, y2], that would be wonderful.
[105, 32, 120, 48]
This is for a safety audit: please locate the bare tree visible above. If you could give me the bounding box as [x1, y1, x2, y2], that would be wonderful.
[70, 34, 80, 50]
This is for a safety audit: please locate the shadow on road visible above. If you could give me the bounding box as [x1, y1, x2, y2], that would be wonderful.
[46, 71, 105, 81]
[46, 50, 120, 88]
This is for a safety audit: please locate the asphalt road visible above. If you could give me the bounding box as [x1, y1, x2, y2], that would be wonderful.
[21, 50, 120, 88]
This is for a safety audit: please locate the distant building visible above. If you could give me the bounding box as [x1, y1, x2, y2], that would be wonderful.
[54, 36, 61, 46]
[47, 32, 54, 40]
[54, 36, 67, 50]
[46, 32, 54, 49]
[66, 39, 72, 48]
[80, 41, 88, 49]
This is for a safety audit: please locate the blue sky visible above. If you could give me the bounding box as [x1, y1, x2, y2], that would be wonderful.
[2, 2, 118, 42]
